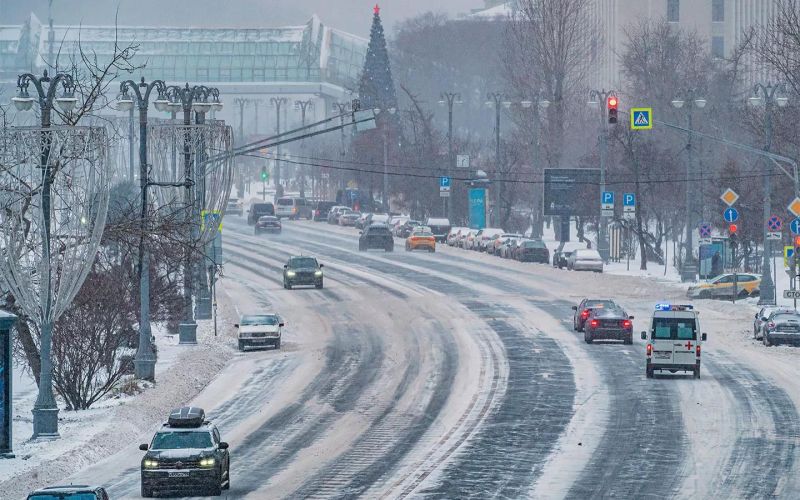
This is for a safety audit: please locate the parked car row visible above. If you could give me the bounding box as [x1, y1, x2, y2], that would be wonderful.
[445, 227, 552, 264]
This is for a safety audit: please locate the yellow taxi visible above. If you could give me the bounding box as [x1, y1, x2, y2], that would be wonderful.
[405, 228, 436, 252]
[687, 273, 761, 300]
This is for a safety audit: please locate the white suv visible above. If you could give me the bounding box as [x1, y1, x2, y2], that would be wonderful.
[642, 304, 707, 379]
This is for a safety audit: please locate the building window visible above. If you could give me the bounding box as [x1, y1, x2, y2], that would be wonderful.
[711, 36, 725, 58]
[712, 0, 724, 22]
[667, 0, 680, 22]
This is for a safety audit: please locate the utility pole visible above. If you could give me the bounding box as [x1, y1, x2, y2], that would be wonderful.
[523, 94, 551, 238]
[270, 97, 287, 197]
[588, 89, 617, 261]
[295, 99, 313, 198]
[333, 101, 351, 197]
[440, 92, 461, 221]
[486, 92, 507, 227]
[750, 82, 789, 306]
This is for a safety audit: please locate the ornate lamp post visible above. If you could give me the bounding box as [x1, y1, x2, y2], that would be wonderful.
[670, 90, 707, 282]
[270, 97, 288, 197]
[373, 106, 397, 212]
[439, 92, 462, 220]
[749, 82, 789, 306]
[11, 70, 78, 439]
[521, 93, 551, 237]
[486, 92, 510, 226]
[116, 77, 169, 381]
[295, 99, 314, 198]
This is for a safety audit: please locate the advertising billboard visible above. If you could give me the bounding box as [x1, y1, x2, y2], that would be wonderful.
[469, 188, 487, 229]
[0, 311, 15, 457]
[543, 168, 601, 216]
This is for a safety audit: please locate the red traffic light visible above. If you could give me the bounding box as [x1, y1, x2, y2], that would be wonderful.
[794, 236, 800, 248]
[607, 95, 619, 124]
[729, 223, 738, 234]
[607, 96, 618, 109]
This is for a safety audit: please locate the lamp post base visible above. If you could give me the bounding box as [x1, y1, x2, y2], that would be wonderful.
[31, 407, 60, 440]
[195, 295, 212, 320]
[179, 322, 197, 344]
[134, 357, 156, 382]
[681, 263, 698, 282]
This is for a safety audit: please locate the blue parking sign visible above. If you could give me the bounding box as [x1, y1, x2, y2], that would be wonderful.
[440, 176, 451, 188]
[602, 192, 614, 205]
[623, 193, 636, 207]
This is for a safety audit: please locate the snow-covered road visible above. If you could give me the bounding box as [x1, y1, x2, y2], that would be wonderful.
[61, 216, 800, 499]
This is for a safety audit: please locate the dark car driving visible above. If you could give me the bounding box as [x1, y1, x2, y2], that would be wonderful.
[572, 298, 618, 332]
[359, 223, 394, 252]
[553, 249, 573, 269]
[254, 215, 281, 234]
[763, 310, 800, 346]
[283, 255, 324, 289]
[515, 239, 549, 263]
[397, 220, 422, 238]
[247, 202, 275, 225]
[583, 307, 634, 344]
[139, 407, 230, 497]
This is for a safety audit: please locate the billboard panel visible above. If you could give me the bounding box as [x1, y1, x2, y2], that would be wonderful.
[543, 168, 601, 216]
[469, 188, 487, 229]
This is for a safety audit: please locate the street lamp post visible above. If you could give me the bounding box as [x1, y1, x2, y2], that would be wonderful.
[374, 106, 397, 212]
[670, 91, 707, 282]
[270, 97, 287, 198]
[12, 69, 78, 439]
[332, 101, 351, 196]
[750, 82, 789, 306]
[116, 77, 169, 382]
[165, 83, 208, 344]
[439, 92, 462, 220]
[522, 94, 551, 237]
[588, 89, 617, 261]
[295, 99, 313, 198]
[233, 98, 250, 198]
[486, 93, 510, 227]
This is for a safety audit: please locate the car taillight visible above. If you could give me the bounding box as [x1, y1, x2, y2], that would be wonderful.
[646, 343, 652, 356]
[315, 210, 320, 216]
[696, 345, 701, 357]
[768, 322, 776, 330]
[292, 207, 297, 213]
[622, 320, 632, 329]
[581, 310, 590, 319]
[590, 319, 599, 328]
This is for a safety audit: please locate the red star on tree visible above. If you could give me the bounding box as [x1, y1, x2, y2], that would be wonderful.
[374, 4, 380, 15]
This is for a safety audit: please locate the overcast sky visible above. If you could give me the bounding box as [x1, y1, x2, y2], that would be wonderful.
[1, 0, 484, 37]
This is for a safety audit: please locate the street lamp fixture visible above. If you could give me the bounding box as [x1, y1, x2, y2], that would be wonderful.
[749, 95, 764, 107]
[671, 99, 685, 109]
[777, 96, 789, 108]
[115, 91, 135, 112]
[12, 88, 34, 111]
[694, 98, 707, 109]
[502, 100, 512, 109]
[55, 83, 78, 112]
[192, 98, 212, 114]
[153, 93, 170, 112]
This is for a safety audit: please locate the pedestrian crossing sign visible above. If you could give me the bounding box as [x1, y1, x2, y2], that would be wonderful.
[631, 108, 653, 130]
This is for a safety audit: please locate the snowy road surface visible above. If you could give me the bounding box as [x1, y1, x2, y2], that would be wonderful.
[63, 217, 800, 499]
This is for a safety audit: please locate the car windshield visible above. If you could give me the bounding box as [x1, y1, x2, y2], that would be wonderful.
[241, 315, 279, 326]
[277, 199, 294, 206]
[372, 214, 389, 222]
[773, 314, 800, 322]
[523, 240, 546, 248]
[151, 431, 213, 450]
[652, 318, 697, 340]
[413, 231, 434, 237]
[369, 227, 391, 234]
[585, 300, 615, 309]
[289, 258, 317, 268]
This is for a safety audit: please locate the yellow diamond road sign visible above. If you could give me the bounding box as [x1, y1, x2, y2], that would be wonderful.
[720, 188, 739, 207]
[789, 198, 800, 217]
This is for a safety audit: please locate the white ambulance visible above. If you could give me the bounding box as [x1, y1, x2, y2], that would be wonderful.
[641, 304, 707, 379]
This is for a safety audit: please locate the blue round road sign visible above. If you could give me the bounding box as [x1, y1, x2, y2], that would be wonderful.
[723, 207, 739, 223]
[792, 217, 800, 235]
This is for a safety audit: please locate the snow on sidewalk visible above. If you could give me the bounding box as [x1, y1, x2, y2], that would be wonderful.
[0, 295, 238, 496]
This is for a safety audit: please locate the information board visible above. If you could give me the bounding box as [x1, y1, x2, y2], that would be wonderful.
[543, 168, 601, 216]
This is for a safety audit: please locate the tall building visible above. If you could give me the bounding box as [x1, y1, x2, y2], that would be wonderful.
[591, 0, 778, 89]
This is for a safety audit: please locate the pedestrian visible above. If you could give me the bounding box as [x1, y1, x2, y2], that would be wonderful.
[711, 251, 722, 277]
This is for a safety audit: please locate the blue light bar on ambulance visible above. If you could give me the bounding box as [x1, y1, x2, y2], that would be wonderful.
[655, 304, 694, 311]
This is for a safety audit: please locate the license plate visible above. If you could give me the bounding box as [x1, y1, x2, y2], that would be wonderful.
[251, 339, 266, 343]
[168, 471, 189, 478]
[655, 351, 672, 359]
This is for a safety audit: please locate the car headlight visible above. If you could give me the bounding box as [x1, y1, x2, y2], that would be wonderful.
[200, 457, 216, 467]
[315, 270, 323, 276]
[143, 459, 159, 468]
[286, 271, 296, 276]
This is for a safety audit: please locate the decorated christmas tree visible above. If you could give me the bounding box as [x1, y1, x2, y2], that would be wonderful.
[358, 4, 397, 110]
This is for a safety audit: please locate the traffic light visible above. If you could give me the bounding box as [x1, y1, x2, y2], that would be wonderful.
[794, 235, 800, 254]
[607, 95, 618, 124]
[728, 223, 738, 235]
[260, 167, 268, 181]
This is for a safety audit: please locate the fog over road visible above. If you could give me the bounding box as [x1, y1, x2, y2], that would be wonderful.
[68, 217, 800, 499]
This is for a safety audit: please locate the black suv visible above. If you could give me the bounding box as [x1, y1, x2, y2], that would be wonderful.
[247, 202, 275, 225]
[139, 407, 230, 497]
[359, 224, 394, 252]
[314, 201, 338, 221]
[27, 485, 109, 500]
[283, 256, 324, 289]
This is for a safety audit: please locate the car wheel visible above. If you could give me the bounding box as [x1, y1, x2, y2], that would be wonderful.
[316, 282, 323, 289]
[386, 246, 393, 252]
[359, 245, 366, 252]
[738, 289, 749, 299]
[693, 366, 701, 379]
[646, 365, 654, 379]
[764, 333, 771, 346]
[286, 282, 293, 290]
[624, 335, 633, 345]
[275, 339, 281, 349]
[584, 332, 593, 343]
[209, 480, 222, 496]
[430, 247, 435, 253]
[141, 485, 154, 498]
[223, 467, 230, 490]
[698, 290, 711, 299]
[238, 340, 245, 352]
[405, 244, 411, 251]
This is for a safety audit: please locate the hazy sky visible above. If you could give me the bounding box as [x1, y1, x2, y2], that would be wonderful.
[1, 0, 484, 37]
